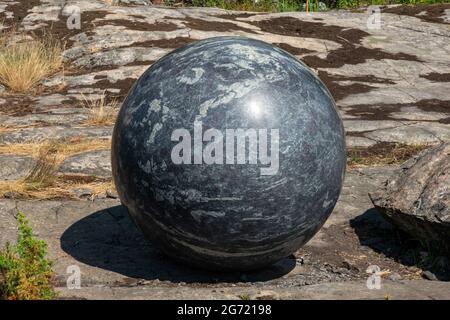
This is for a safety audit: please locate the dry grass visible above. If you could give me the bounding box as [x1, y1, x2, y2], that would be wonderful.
[0, 30, 63, 92]
[0, 179, 114, 200]
[347, 142, 429, 168]
[81, 92, 119, 126]
[0, 126, 13, 134]
[0, 137, 111, 158]
[22, 142, 60, 190]
[0, 138, 113, 199]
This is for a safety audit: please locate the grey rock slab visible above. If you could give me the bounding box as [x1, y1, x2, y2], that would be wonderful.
[0, 200, 19, 245]
[0, 154, 35, 180]
[44, 65, 146, 89]
[0, 126, 113, 144]
[365, 122, 450, 145]
[71, 47, 170, 69]
[2, 199, 130, 286]
[0, 113, 88, 126]
[59, 150, 112, 177]
[445, 9, 450, 23]
[343, 120, 404, 133]
[322, 166, 396, 228]
[389, 107, 449, 121]
[346, 136, 377, 148]
[36, 94, 78, 107]
[0, 198, 299, 287]
[64, 28, 190, 60]
[55, 280, 450, 300]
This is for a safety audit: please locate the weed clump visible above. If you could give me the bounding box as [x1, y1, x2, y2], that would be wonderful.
[0, 212, 56, 300]
[0, 30, 63, 92]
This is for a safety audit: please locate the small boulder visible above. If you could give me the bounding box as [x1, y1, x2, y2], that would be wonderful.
[370, 143, 450, 251]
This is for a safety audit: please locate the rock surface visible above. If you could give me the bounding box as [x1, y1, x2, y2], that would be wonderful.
[2, 166, 450, 298]
[0, 1, 448, 148]
[56, 279, 450, 300]
[0, 155, 35, 180]
[60, 150, 112, 177]
[371, 143, 450, 250]
[0, 1, 449, 299]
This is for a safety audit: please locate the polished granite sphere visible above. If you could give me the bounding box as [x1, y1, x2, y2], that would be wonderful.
[112, 37, 346, 271]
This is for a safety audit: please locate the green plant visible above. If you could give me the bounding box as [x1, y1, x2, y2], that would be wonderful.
[277, 0, 302, 12]
[186, 0, 450, 11]
[188, 0, 276, 11]
[335, 0, 448, 8]
[0, 212, 56, 300]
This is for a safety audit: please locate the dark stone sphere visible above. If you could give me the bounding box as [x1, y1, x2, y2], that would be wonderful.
[112, 37, 346, 271]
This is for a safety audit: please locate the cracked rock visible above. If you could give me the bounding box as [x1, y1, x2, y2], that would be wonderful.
[370, 142, 450, 251]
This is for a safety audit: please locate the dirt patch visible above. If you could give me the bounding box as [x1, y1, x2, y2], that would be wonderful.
[345, 103, 400, 120]
[30, 10, 111, 48]
[95, 77, 137, 97]
[414, 99, 450, 114]
[179, 17, 257, 34]
[322, 73, 395, 84]
[120, 36, 196, 49]
[0, 96, 37, 116]
[347, 142, 429, 167]
[2, 0, 40, 26]
[94, 74, 109, 80]
[383, 4, 450, 25]
[93, 19, 179, 32]
[74, 77, 137, 99]
[252, 17, 368, 43]
[216, 13, 258, 20]
[274, 43, 314, 56]
[250, 17, 421, 70]
[123, 60, 154, 67]
[66, 58, 152, 77]
[128, 14, 147, 20]
[345, 99, 450, 120]
[318, 71, 382, 102]
[300, 221, 422, 281]
[304, 46, 420, 69]
[420, 72, 450, 82]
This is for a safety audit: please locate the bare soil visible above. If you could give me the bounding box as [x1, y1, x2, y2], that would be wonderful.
[383, 3, 450, 24]
[345, 99, 450, 121]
